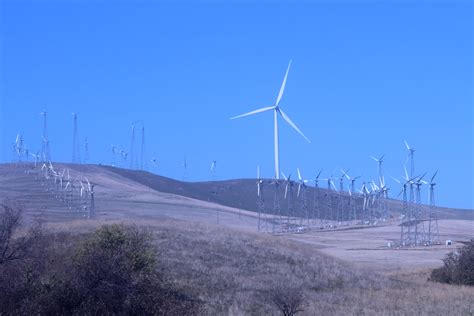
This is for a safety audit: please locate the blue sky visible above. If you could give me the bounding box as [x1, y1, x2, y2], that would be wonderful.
[0, 0, 472, 209]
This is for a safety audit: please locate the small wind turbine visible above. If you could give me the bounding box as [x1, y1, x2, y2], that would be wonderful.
[342, 170, 360, 196]
[210, 160, 217, 172]
[231, 60, 311, 180]
[370, 154, 385, 186]
[405, 141, 415, 178]
[296, 167, 310, 198]
[151, 155, 158, 167]
[339, 169, 349, 192]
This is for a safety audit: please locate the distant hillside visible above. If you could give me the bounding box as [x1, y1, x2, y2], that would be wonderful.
[0, 163, 471, 222]
[101, 165, 473, 221]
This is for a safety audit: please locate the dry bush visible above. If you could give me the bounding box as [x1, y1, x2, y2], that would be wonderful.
[0, 199, 28, 263]
[270, 282, 306, 316]
[430, 239, 474, 286]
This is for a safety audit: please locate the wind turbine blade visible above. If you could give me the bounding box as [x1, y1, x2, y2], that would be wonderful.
[230, 106, 274, 120]
[275, 60, 292, 106]
[257, 183, 261, 197]
[370, 155, 378, 162]
[341, 169, 350, 180]
[390, 175, 401, 184]
[404, 140, 410, 150]
[379, 154, 385, 161]
[284, 183, 288, 199]
[297, 168, 302, 181]
[278, 108, 311, 143]
[404, 165, 409, 180]
[281, 172, 287, 181]
[316, 169, 322, 179]
[431, 170, 438, 183]
[297, 183, 301, 197]
[330, 180, 337, 191]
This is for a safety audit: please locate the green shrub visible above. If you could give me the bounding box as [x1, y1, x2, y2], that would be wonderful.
[0, 219, 200, 315]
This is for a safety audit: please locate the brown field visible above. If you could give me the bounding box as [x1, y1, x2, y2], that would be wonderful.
[1, 163, 473, 315]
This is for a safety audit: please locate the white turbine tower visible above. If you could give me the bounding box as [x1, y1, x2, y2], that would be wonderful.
[231, 60, 311, 180]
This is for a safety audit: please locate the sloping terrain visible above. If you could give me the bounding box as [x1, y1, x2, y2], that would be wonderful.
[0, 163, 259, 229]
[103, 165, 473, 220]
[0, 162, 472, 275]
[42, 218, 474, 315]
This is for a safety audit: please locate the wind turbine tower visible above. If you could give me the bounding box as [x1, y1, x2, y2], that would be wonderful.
[312, 169, 323, 227]
[40, 111, 51, 162]
[297, 168, 309, 228]
[88, 184, 95, 219]
[72, 113, 81, 164]
[256, 165, 266, 232]
[130, 123, 137, 170]
[414, 173, 427, 245]
[83, 137, 90, 163]
[140, 125, 146, 170]
[338, 170, 349, 223]
[281, 172, 294, 232]
[428, 170, 440, 245]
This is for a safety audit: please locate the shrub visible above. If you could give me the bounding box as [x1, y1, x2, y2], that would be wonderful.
[270, 283, 306, 316]
[430, 239, 474, 286]
[0, 216, 200, 315]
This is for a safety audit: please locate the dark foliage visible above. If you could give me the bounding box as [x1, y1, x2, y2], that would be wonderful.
[430, 239, 474, 286]
[0, 206, 200, 316]
[0, 199, 40, 264]
[270, 283, 306, 316]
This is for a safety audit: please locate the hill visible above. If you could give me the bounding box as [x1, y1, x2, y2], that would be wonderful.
[102, 165, 473, 220]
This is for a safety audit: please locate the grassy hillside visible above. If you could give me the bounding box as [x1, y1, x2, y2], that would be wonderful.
[103, 165, 473, 220]
[45, 219, 474, 315]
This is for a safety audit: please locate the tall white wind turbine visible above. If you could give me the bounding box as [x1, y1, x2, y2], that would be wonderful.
[231, 60, 310, 180]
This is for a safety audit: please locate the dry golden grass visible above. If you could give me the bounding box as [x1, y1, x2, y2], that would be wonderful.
[43, 218, 474, 315]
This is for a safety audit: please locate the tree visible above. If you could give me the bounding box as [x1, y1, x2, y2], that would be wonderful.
[0, 199, 37, 264]
[270, 284, 306, 316]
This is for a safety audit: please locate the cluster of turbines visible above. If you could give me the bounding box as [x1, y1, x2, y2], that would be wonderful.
[232, 61, 440, 247]
[8, 60, 441, 247]
[26, 160, 95, 219]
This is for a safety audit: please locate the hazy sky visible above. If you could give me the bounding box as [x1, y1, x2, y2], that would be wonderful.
[0, 0, 472, 209]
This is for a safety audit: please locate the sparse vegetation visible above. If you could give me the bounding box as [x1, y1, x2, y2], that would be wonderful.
[0, 203, 200, 315]
[430, 239, 474, 286]
[1, 201, 473, 315]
